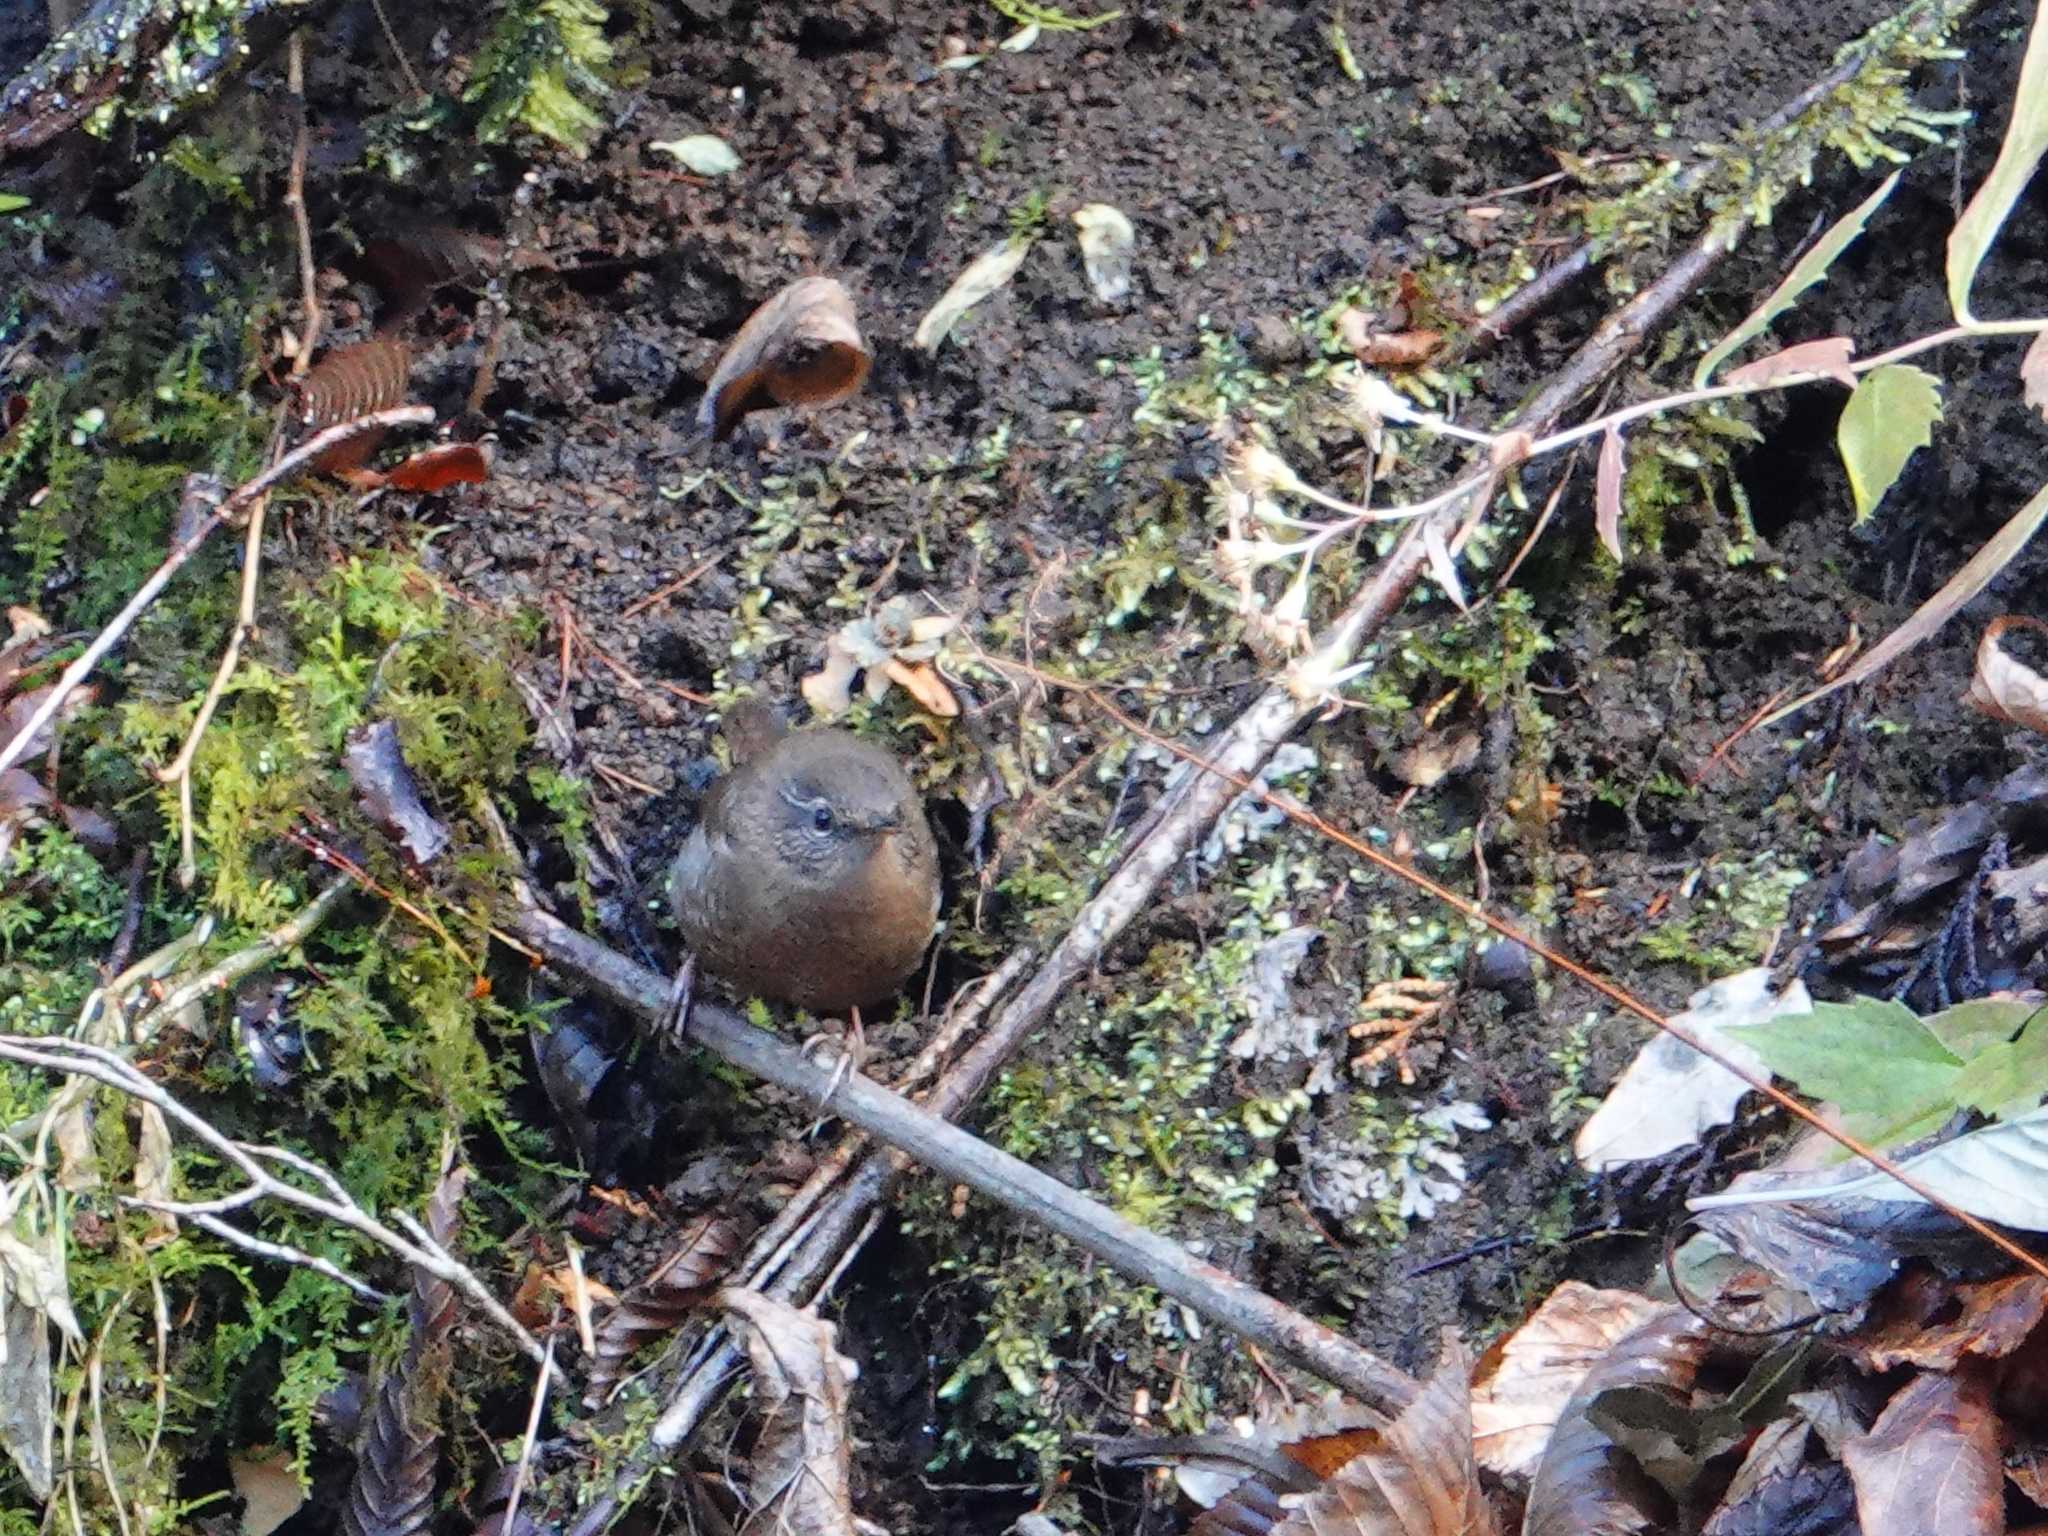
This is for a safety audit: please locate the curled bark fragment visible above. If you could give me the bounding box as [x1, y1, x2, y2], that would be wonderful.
[698, 277, 870, 441]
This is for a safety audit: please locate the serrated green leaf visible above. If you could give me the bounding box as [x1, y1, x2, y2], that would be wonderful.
[1730, 996, 1962, 1141]
[1837, 364, 1943, 522]
[1922, 998, 2038, 1062]
[1695, 171, 1899, 387]
[1951, 1005, 2048, 1120]
[1948, 0, 2048, 324]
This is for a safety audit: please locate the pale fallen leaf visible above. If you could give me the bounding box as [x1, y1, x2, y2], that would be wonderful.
[800, 643, 860, 718]
[2023, 329, 2048, 424]
[1594, 424, 1625, 561]
[0, 1277, 52, 1497]
[915, 237, 1032, 352]
[1576, 968, 1806, 1171]
[4, 607, 48, 645]
[1472, 1282, 1681, 1477]
[1689, 1102, 2048, 1231]
[230, 1445, 305, 1536]
[1721, 335, 1858, 390]
[650, 133, 741, 176]
[721, 1288, 859, 1536]
[134, 1103, 178, 1245]
[1071, 204, 1135, 303]
[1965, 613, 2048, 736]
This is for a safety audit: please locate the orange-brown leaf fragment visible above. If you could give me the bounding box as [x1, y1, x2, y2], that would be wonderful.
[1966, 614, 2048, 737]
[379, 441, 493, 493]
[1841, 1368, 2002, 1536]
[1722, 336, 1858, 390]
[1353, 328, 1445, 368]
[1851, 1271, 2048, 1372]
[699, 277, 870, 441]
[1272, 1332, 1500, 1536]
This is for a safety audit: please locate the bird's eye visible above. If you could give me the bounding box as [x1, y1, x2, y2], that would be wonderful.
[812, 805, 835, 833]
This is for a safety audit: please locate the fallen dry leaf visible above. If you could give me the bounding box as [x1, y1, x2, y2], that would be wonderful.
[343, 718, 451, 867]
[1352, 328, 1445, 368]
[1722, 336, 1859, 391]
[1595, 423, 1626, 562]
[915, 237, 1031, 352]
[1849, 1271, 2048, 1372]
[1271, 1332, 1499, 1536]
[1966, 613, 2048, 736]
[721, 1288, 860, 1536]
[583, 1214, 742, 1410]
[2022, 328, 2048, 424]
[376, 441, 493, 494]
[1471, 1282, 1682, 1478]
[699, 277, 870, 441]
[1841, 1368, 2002, 1536]
[1522, 1311, 1714, 1536]
[1575, 968, 1804, 1172]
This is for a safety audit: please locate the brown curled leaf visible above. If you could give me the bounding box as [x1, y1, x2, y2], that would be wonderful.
[1352, 328, 1445, 368]
[699, 277, 870, 441]
[1841, 1368, 2002, 1536]
[298, 339, 415, 473]
[582, 1214, 743, 1410]
[1965, 614, 2048, 736]
[1271, 1332, 1500, 1536]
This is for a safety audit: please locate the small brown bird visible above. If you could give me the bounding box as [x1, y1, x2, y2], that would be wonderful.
[668, 712, 940, 1015]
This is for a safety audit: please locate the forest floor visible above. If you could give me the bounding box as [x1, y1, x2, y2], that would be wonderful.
[3, 0, 2046, 1531]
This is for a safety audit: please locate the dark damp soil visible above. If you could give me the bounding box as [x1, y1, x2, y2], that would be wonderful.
[11, 0, 2048, 1529]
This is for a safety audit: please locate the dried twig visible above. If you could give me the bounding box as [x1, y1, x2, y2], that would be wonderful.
[508, 908, 1419, 1415]
[0, 1034, 563, 1380]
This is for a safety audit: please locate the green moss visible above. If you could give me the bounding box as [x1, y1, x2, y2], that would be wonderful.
[465, 0, 616, 157]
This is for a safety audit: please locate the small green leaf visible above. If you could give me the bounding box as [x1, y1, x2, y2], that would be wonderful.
[1948, 0, 2048, 324]
[1837, 364, 1943, 522]
[1694, 172, 1898, 388]
[1730, 996, 1962, 1143]
[1951, 1005, 2048, 1120]
[0, 194, 28, 215]
[1923, 998, 2039, 1062]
